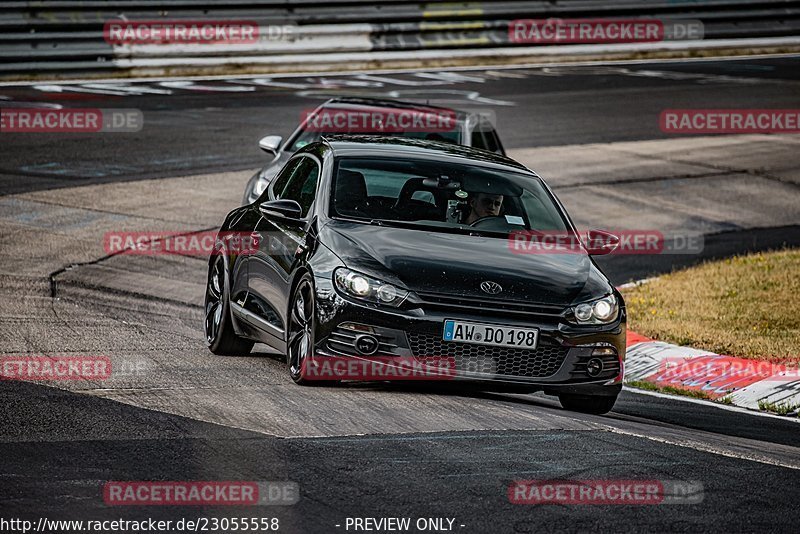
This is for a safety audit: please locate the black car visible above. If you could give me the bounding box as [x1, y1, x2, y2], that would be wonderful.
[205, 136, 626, 414]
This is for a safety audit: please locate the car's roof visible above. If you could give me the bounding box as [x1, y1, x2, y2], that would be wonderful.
[321, 97, 469, 119]
[319, 135, 529, 172]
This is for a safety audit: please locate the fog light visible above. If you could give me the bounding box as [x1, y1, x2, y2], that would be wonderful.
[591, 347, 617, 357]
[355, 334, 379, 355]
[339, 322, 375, 334]
[586, 358, 604, 377]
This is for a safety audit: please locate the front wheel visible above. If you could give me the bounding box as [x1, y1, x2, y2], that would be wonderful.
[205, 255, 254, 356]
[559, 394, 618, 415]
[287, 275, 316, 385]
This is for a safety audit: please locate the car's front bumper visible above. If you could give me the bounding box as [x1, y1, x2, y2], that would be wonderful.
[310, 276, 625, 393]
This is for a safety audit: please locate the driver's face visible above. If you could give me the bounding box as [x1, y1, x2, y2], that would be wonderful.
[471, 193, 504, 218]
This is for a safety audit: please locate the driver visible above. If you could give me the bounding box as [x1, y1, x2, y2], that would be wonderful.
[465, 193, 503, 224]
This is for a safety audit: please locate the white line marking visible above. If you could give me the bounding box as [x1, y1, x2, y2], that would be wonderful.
[624, 386, 800, 423]
[602, 423, 800, 471]
[159, 80, 255, 92]
[618, 277, 656, 289]
[2, 52, 797, 86]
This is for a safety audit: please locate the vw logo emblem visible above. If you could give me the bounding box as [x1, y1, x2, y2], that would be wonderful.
[480, 281, 502, 295]
[354, 334, 380, 355]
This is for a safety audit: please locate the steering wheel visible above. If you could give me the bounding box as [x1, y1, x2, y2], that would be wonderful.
[469, 215, 501, 227]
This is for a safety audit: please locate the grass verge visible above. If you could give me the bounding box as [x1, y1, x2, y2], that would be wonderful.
[627, 381, 735, 405]
[757, 400, 800, 417]
[626, 380, 715, 401]
[622, 249, 800, 362]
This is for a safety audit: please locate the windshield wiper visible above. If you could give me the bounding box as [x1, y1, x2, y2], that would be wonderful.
[368, 219, 501, 237]
[366, 219, 452, 231]
[338, 216, 511, 238]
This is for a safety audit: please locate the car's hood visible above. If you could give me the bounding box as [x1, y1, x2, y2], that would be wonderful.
[319, 221, 612, 306]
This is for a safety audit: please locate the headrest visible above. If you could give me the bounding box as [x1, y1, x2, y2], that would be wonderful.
[336, 169, 368, 200]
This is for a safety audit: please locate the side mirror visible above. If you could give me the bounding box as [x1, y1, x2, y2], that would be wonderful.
[258, 199, 303, 222]
[258, 135, 283, 158]
[584, 229, 619, 256]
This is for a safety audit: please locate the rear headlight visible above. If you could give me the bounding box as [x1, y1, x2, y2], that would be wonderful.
[334, 268, 408, 307]
[571, 294, 618, 325]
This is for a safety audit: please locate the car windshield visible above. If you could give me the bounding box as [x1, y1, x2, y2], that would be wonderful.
[330, 157, 569, 236]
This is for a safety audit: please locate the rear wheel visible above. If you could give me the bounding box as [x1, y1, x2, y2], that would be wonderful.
[205, 255, 254, 356]
[559, 394, 618, 415]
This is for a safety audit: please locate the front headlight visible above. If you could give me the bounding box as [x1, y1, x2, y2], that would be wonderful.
[334, 268, 409, 307]
[571, 294, 618, 324]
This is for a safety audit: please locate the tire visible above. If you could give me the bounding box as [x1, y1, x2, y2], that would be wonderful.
[286, 274, 317, 385]
[204, 254, 254, 356]
[559, 394, 618, 415]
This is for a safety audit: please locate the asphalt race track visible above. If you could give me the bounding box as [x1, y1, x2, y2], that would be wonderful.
[1, 56, 800, 532]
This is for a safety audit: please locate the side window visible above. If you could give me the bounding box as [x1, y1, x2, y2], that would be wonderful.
[470, 127, 488, 151]
[483, 128, 501, 153]
[275, 157, 320, 217]
[268, 159, 304, 201]
[471, 120, 502, 154]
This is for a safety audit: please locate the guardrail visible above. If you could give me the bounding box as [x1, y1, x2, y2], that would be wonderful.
[1, 0, 799, 79]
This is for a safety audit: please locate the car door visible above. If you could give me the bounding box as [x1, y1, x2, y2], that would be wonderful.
[245, 154, 321, 349]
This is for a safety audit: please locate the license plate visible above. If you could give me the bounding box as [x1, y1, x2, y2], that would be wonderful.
[442, 319, 538, 349]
